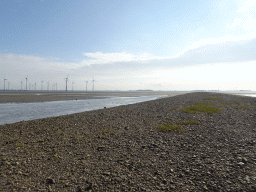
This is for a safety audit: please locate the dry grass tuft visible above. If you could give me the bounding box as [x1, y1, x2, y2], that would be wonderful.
[181, 103, 221, 114]
[158, 121, 184, 132]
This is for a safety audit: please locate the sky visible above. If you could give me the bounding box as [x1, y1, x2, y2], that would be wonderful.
[0, 0, 256, 91]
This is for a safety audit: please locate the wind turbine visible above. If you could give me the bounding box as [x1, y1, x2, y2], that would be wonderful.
[92, 77, 95, 91]
[41, 80, 44, 90]
[25, 75, 28, 91]
[34, 82, 36, 90]
[4, 76, 7, 91]
[72, 81, 75, 91]
[64, 75, 68, 91]
[21, 81, 23, 91]
[85, 80, 88, 91]
[47, 82, 49, 91]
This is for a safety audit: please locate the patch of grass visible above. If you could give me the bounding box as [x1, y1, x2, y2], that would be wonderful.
[176, 120, 199, 125]
[170, 107, 179, 110]
[158, 123, 184, 132]
[99, 120, 107, 124]
[238, 96, 250, 99]
[240, 105, 253, 109]
[75, 136, 86, 141]
[203, 97, 225, 101]
[16, 143, 24, 147]
[103, 128, 112, 135]
[48, 154, 59, 161]
[181, 103, 221, 114]
[56, 130, 64, 136]
[119, 107, 125, 111]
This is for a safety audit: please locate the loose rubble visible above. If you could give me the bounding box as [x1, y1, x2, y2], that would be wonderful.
[0, 92, 256, 191]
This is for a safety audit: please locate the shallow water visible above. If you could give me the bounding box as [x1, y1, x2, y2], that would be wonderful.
[238, 94, 256, 97]
[0, 95, 166, 125]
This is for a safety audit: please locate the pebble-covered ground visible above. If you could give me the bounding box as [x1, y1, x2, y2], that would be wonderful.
[0, 92, 255, 191]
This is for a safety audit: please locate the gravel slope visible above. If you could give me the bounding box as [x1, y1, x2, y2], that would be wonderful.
[0, 92, 256, 191]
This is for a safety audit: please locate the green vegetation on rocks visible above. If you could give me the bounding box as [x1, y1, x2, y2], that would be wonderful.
[181, 102, 221, 114]
[16, 143, 24, 147]
[238, 96, 250, 99]
[56, 130, 64, 136]
[158, 122, 184, 132]
[239, 105, 253, 109]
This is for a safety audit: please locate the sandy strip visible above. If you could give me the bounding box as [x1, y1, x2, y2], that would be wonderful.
[0, 91, 189, 103]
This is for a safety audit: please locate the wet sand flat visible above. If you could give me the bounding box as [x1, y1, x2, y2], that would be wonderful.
[0, 91, 189, 103]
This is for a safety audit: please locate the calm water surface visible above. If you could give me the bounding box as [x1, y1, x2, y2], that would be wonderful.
[238, 94, 256, 97]
[0, 96, 166, 125]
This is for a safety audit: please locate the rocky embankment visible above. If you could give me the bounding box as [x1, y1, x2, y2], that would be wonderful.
[0, 92, 256, 191]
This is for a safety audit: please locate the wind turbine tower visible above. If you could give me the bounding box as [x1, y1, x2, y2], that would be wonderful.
[35, 83, 36, 90]
[47, 82, 49, 91]
[85, 80, 88, 91]
[92, 77, 95, 91]
[72, 81, 75, 91]
[25, 76, 28, 91]
[4, 77, 7, 91]
[41, 81, 44, 90]
[64, 76, 68, 91]
[21, 81, 23, 91]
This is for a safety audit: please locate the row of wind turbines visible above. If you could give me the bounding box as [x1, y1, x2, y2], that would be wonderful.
[64, 75, 96, 91]
[2, 75, 96, 91]
[16, 76, 58, 91]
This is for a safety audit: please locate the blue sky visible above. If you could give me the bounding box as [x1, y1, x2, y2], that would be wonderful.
[0, 0, 256, 91]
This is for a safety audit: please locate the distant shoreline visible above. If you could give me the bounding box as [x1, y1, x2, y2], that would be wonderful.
[0, 91, 190, 104]
[0, 90, 255, 104]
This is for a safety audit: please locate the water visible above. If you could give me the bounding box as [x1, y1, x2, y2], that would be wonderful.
[0, 95, 166, 125]
[239, 94, 256, 98]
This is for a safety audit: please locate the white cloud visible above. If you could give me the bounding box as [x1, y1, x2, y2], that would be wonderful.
[1, 32, 256, 91]
[132, 61, 256, 90]
[180, 0, 256, 58]
[224, 0, 256, 37]
[237, 0, 256, 13]
[81, 52, 168, 66]
[242, 16, 256, 31]
[227, 18, 244, 29]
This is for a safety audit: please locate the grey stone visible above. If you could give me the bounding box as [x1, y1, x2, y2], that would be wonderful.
[115, 177, 122, 182]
